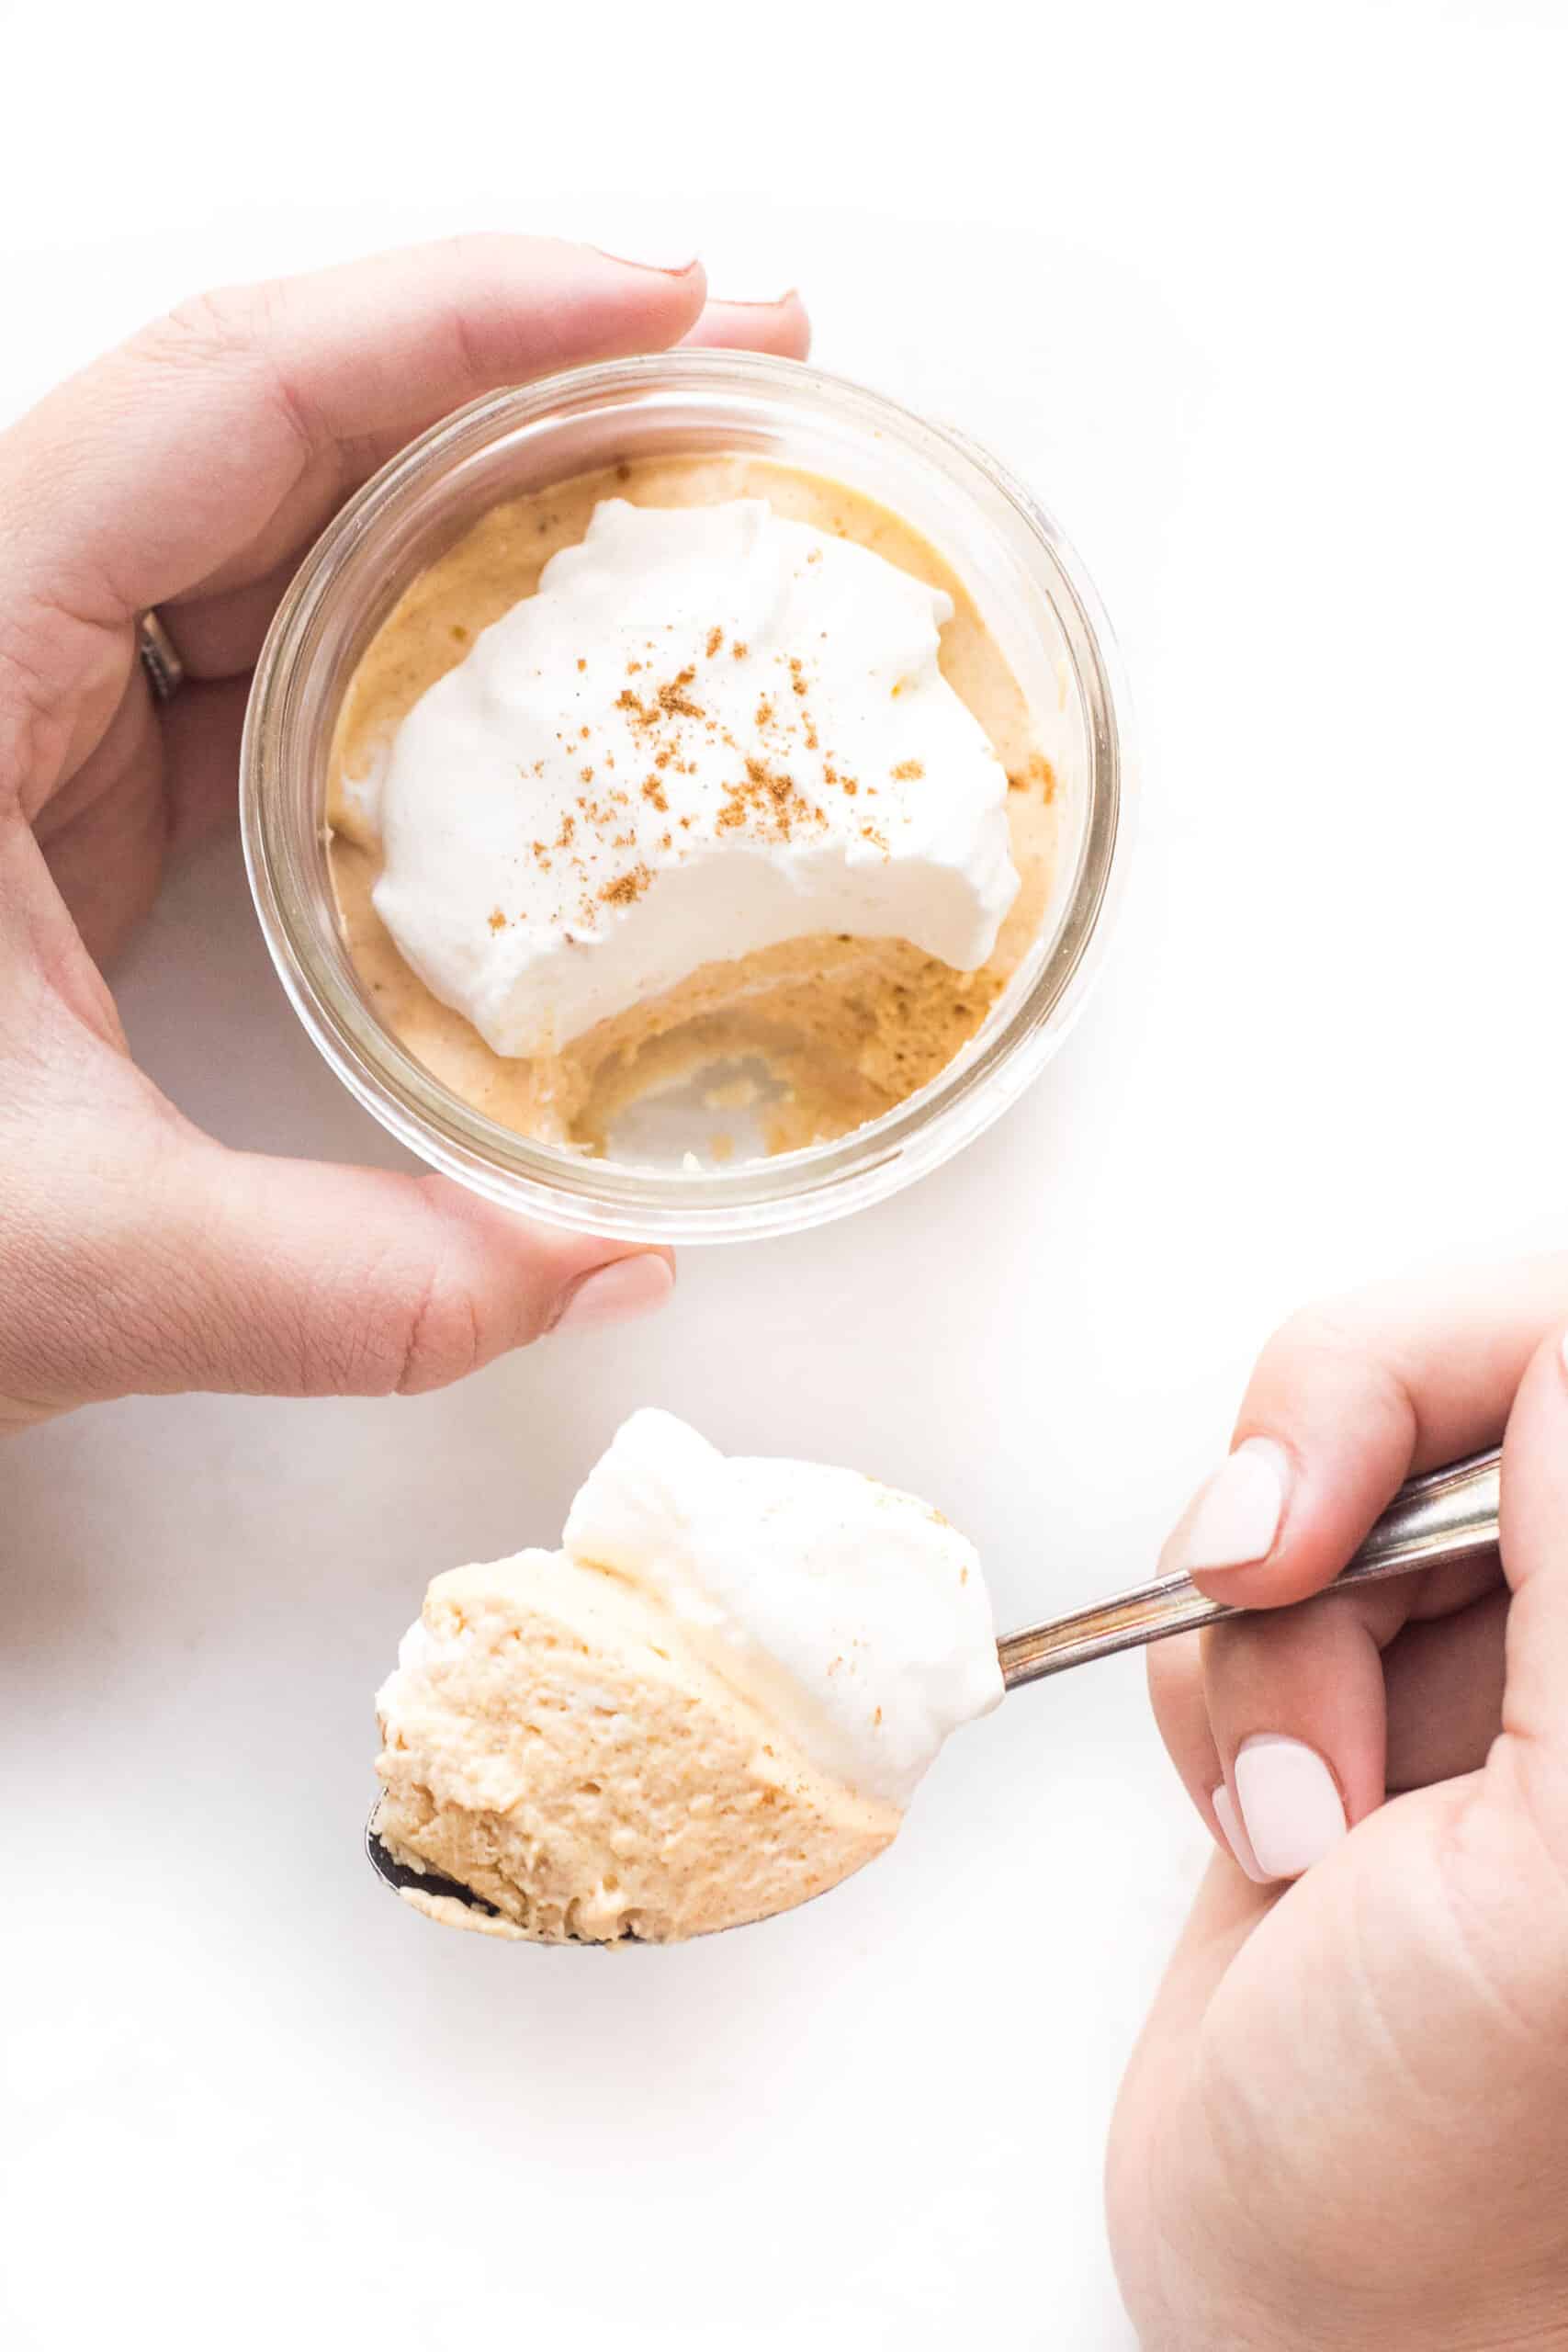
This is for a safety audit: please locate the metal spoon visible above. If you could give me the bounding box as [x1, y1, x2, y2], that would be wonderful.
[367, 1446, 1503, 1930]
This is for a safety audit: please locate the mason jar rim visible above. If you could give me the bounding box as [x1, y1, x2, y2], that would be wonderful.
[241, 350, 1134, 1243]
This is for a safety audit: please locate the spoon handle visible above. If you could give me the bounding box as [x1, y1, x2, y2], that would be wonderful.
[997, 1447, 1502, 1690]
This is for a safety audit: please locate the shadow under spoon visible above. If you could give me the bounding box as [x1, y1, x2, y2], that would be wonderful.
[367, 1448, 1503, 1930]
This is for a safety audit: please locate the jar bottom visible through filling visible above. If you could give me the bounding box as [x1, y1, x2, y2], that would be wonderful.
[327, 453, 1060, 1164]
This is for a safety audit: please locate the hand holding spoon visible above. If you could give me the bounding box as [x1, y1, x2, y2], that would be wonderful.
[367, 1448, 1501, 1932]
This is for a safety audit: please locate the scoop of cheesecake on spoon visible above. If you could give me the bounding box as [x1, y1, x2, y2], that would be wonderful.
[365, 1423, 1500, 1943]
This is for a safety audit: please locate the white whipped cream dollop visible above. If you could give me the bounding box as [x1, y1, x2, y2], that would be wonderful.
[360, 499, 1020, 1054]
[561, 1408, 1003, 1806]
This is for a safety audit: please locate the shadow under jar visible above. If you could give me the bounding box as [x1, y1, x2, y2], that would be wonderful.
[241, 352, 1133, 1244]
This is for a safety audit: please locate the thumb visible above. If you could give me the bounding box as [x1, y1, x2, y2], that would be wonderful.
[4, 1120, 672, 1424]
[1495, 1326, 1568, 1774]
[189, 1148, 676, 1397]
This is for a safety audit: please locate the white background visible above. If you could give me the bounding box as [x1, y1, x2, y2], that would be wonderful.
[3, 2, 1566, 2345]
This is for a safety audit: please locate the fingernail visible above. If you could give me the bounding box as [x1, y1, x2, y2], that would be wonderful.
[1234, 1735, 1347, 1880]
[551, 1255, 674, 1335]
[714, 287, 800, 308]
[1210, 1783, 1268, 1883]
[1164, 1439, 1291, 1577]
[593, 245, 700, 278]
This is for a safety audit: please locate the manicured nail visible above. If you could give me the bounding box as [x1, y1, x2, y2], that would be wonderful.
[551, 1255, 674, 1335]
[713, 287, 800, 308]
[1211, 1783, 1268, 1883]
[1234, 1735, 1347, 1881]
[1164, 1439, 1291, 1577]
[593, 245, 700, 278]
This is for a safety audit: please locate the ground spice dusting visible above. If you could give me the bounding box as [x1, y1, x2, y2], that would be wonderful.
[891, 760, 924, 781]
[488, 908, 506, 932]
[705, 626, 723, 658]
[600, 863, 652, 908]
[731, 640, 748, 660]
[641, 777, 669, 812]
[715, 756, 826, 842]
[576, 657, 586, 671]
[657, 666, 704, 719]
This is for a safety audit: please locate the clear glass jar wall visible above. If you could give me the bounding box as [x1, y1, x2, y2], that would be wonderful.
[241, 353, 1133, 1242]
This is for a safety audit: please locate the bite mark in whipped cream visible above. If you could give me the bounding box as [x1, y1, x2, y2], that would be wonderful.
[358, 500, 1021, 1057]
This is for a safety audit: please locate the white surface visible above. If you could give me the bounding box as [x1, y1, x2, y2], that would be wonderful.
[2, 4, 1566, 2346]
[370, 498, 1019, 1052]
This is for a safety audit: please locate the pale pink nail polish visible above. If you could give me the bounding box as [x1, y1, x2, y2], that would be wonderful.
[551, 1256, 674, 1335]
[1164, 1439, 1291, 1577]
[1211, 1783, 1268, 1883]
[1234, 1735, 1347, 1880]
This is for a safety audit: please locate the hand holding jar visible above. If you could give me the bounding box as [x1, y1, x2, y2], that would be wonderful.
[0, 238, 810, 1428]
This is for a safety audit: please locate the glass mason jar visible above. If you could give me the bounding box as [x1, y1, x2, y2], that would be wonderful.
[241, 351, 1133, 1243]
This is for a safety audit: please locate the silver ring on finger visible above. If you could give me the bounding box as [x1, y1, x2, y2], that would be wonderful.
[137, 607, 186, 704]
